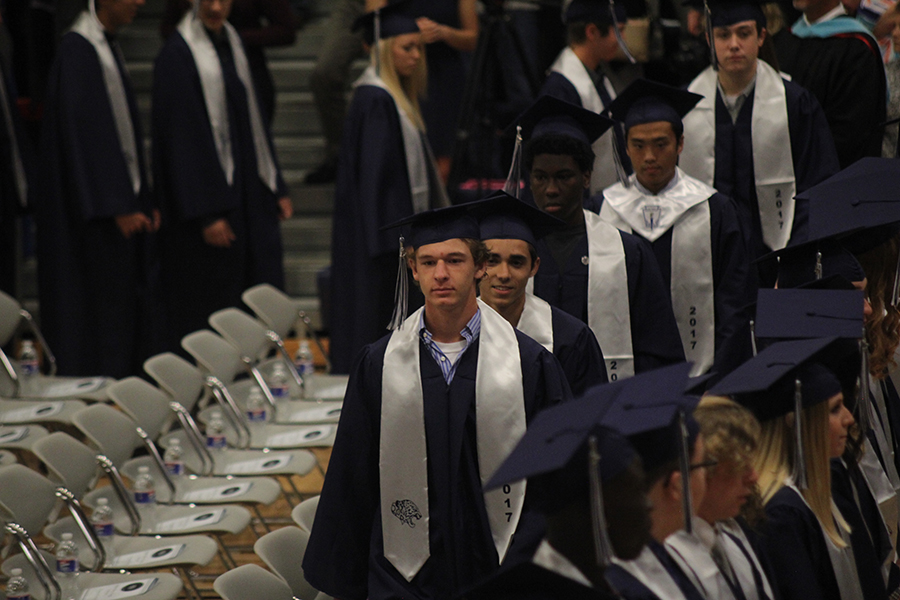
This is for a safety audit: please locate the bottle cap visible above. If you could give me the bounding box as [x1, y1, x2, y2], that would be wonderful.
[62, 533, 73, 540]
[97, 498, 108, 505]
[11, 568, 22, 575]
[138, 466, 149, 473]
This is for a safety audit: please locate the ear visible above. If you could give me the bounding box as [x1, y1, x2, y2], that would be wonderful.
[784, 412, 796, 429]
[676, 134, 685, 156]
[758, 26, 767, 46]
[474, 261, 486, 282]
[408, 257, 420, 282]
[530, 256, 541, 278]
[582, 171, 592, 190]
[665, 470, 684, 503]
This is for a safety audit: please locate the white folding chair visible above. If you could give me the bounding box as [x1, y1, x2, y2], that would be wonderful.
[0, 398, 86, 427]
[213, 564, 294, 600]
[0, 424, 48, 452]
[254, 526, 333, 600]
[291, 495, 319, 533]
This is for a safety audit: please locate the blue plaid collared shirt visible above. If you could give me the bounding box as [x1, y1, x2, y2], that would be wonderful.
[419, 309, 482, 384]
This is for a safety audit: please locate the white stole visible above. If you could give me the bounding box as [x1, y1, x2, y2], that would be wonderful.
[380, 301, 526, 580]
[681, 61, 796, 251]
[857, 448, 898, 582]
[611, 546, 690, 600]
[600, 170, 716, 376]
[665, 529, 738, 600]
[177, 14, 278, 193]
[718, 519, 775, 600]
[516, 293, 554, 352]
[70, 11, 140, 195]
[549, 47, 619, 195]
[354, 66, 448, 213]
[584, 210, 634, 380]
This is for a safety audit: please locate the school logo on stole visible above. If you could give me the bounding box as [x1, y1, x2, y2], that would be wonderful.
[391, 499, 423, 528]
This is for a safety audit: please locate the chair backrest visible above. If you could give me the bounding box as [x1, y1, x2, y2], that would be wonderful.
[0, 464, 58, 535]
[71, 404, 142, 467]
[213, 564, 293, 600]
[181, 330, 247, 385]
[253, 526, 320, 600]
[291, 495, 320, 533]
[0, 290, 21, 346]
[31, 432, 99, 497]
[144, 353, 207, 412]
[209, 308, 272, 363]
[107, 377, 174, 440]
[242, 284, 300, 340]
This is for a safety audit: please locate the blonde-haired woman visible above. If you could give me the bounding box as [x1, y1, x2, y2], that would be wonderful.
[329, 0, 449, 373]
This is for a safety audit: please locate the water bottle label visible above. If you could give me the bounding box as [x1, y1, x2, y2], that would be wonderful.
[57, 558, 78, 573]
[21, 361, 38, 376]
[206, 434, 227, 449]
[246, 407, 267, 422]
[165, 461, 184, 476]
[270, 385, 289, 399]
[93, 522, 114, 537]
[8, 594, 30, 600]
[134, 490, 155, 504]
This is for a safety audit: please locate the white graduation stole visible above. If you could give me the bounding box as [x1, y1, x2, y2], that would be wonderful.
[70, 11, 141, 196]
[549, 47, 619, 195]
[516, 293, 554, 353]
[665, 530, 735, 600]
[380, 301, 526, 581]
[177, 14, 278, 193]
[681, 61, 796, 251]
[718, 519, 775, 600]
[857, 447, 898, 580]
[584, 210, 634, 380]
[600, 170, 716, 376]
[612, 546, 689, 600]
[354, 66, 448, 213]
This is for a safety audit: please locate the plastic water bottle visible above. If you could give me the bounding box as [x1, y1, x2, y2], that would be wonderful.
[206, 411, 227, 451]
[91, 498, 115, 562]
[18, 340, 38, 378]
[6, 568, 30, 600]
[133, 466, 156, 519]
[294, 340, 315, 398]
[268, 363, 289, 400]
[55, 532, 80, 600]
[163, 439, 185, 477]
[246, 387, 268, 422]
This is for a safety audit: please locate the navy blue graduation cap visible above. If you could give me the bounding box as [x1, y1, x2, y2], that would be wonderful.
[471, 191, 565, 248]
[705, 0, 766, 27]
[353, 0, 420, 45]
[516, 95, 615, 146]
[775, 242, 866, 289]
[605, 79, 703, 133]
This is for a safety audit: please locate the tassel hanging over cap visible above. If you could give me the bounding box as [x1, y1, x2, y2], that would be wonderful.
[792, 379, 809, 489]
[749, 319, 758, 357]
[612, 124, 631, 188]
[387, 236, 409, 331]
[588, 436, 615, 567]
[704, 0, 718, 71]
[677, 410, 694, 535]
[857, 336, 872, 434]
[503, 126, 523, 199]
[609, 0, 637, 64]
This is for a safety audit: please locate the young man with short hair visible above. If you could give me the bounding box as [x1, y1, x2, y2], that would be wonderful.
[600, 79, 751, 378]
[303, 205, 572, 600]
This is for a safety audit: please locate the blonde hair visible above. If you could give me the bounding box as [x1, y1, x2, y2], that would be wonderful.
[857, 236, 900, 379]
[374, 36, 427, 131]
[754, 401, 849, 547]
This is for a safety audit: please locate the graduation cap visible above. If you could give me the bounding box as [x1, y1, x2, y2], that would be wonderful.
[708, 337, 844, 489]
[684, 0, 767, 27]
[471, 190, 565, 248]
[564, 0, 635, 63]
[382, 203, 481, 330]
[352, 0, 420, 46]
[485, 377, 633, 566]
[775, 242, 866, 289]
[605, 79, 703, 134]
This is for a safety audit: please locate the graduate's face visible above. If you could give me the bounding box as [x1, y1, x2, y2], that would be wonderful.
[479, 239, 539, 314]
[711, 20, 764, 76]
[411, 239, 485, 310]
[827, 392, 854, 458]
[198, 0, 233, 33]
[587, 22, 624, 62]
[697, 458, 758, 523]
[530, 154, 590, 227]
[391, 33, 424, 79]
[626, 122, 683, 195]
[97, 0, 145, 31]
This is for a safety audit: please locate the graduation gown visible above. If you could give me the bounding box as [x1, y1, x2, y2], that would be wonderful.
[758, 486, 842, 600]
[605, 540, 707, 600]
[36, 28, 161, 377]
[462, 559, 619, 600]
[683, 75, 839, 263]
[329, 83, 440, 374]
[152, 27, 287, 350]
[532, 222, 685, 376]
[302, 328, 572, 600]
[598, 184, 751, 377]
[773, 23, 886, 169]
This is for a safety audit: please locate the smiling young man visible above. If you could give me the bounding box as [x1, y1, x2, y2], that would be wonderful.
[600, 79, 751, 379]
[474, 192, 608, 397]
[679, 0, 839, 283]
[520, 95, 685, 382]
[303, 204, 572, 600]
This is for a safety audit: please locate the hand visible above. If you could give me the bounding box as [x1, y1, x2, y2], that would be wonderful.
[416, 17, 444, 44]
[151, 209, 162, 232]
[687, 8, 703, 37]
[115, 212, 153, 239]
[203, 218, 236, 248]
[278, 196, 293, 220]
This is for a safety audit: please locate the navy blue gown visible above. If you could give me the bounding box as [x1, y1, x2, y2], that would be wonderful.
[549, 304, 608, 397]
[463, 560, 619, 600]
[604, 540, 706, 600]
[302, 328, 572, 600]
[37, 30, 162, 377]
[532, 225, 685, 375]
[152, 28, 287, 350]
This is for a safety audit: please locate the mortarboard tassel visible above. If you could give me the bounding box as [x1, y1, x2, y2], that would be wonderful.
[749, 319, 758, 357]
[704, 0, 717, 71]
[814, 250, 823, 280]
[792, 379, 809, 490]
[588, 435, 615, 567]
[858, 335, 872, 434]
[612, 125, 631, 188]
[677, 410, 694, 535]
[503, 126, 523, 199]
[387, 236, 408, 331]
[609, 0, 637, 64]
[374, 8, 382, 76]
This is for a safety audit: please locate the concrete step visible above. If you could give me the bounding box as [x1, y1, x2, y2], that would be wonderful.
[285, 177, 335, 214]
[280, 216, 332, 253]
[283, 251, 330, 297]
[274, 136, 327, 170]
